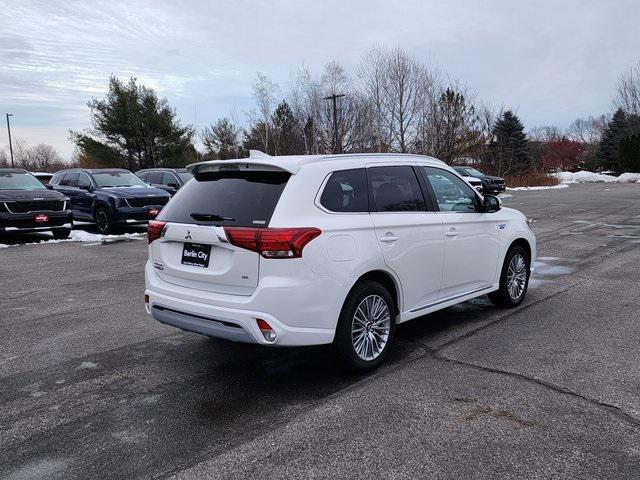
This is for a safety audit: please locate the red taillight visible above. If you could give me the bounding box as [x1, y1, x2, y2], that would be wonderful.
[223, 227, 321, 258]
[256, 318, 277, 342]
[147, 220, 166, 244]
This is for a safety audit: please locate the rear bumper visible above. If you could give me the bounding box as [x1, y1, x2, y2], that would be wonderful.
[150, 304, 256, 343]
[144, 260, 339, 346]
[0, 211, 73, 232]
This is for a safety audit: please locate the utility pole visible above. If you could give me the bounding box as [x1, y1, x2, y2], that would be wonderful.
[323, 93, 345, 154]
[5, 113, 14, 168]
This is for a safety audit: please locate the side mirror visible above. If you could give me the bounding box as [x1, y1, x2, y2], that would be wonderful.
[167, 183, 179, 189]
[46, 184, 53, 190]
[483, 194, 502, 213]
[78, 184, 93, 191]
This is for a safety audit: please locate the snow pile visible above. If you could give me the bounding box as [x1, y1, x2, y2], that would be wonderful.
[0, 230, 145, 248]
[553, 171, 640, 184]
[507, 184, 569, 191]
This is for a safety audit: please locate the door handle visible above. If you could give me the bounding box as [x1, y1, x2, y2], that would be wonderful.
[379, 235, 399, 243]
[445, 229, 459, 238]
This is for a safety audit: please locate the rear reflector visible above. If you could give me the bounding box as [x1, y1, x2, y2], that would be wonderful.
[256, 318, 277, 342]
[223, 227, 321, 258]
[148, 220, 167, 244]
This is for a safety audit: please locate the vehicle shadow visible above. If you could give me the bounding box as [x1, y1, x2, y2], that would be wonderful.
[3, 298, 499, 479]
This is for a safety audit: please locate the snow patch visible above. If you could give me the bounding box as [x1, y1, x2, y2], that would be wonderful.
[553, 171, 640, 184]
[0, 230, 144, 248]
[507, 184, 569, 191]
[78, 361, 98, 369]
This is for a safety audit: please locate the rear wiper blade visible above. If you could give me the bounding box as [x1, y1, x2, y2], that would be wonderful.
[190, 212, 236, 222]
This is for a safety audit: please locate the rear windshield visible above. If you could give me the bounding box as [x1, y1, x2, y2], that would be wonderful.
[157, 170, 290, 227]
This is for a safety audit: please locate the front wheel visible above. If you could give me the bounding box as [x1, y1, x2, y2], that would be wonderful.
[333, 281, 395, 373]
[94, 206, 114, 234]
[489, 245, 530, 308]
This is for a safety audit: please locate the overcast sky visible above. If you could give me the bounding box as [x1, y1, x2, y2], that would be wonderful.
[1, 0, 639, 159]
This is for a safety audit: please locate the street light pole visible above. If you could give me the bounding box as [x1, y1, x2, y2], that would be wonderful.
[5, 113, 14, 168]
[322, 93, 345, 154]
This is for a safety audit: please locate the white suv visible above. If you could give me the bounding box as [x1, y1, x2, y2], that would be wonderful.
[144, 154, 535, 371]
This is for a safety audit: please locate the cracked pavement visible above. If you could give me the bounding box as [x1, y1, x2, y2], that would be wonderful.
[1, 183, 640, 479]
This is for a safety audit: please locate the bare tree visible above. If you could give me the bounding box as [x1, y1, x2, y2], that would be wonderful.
[250, 72, 279, 152]
[528, 125, 563, 142]
[0, 148, 8, 168]
[567, 115, 608, 144]
[7, 139, 67, 172]
[383, 47, 426, 152]
[422, 83, 484, 162]
[288, 66, 326, 154]
[615, 61, 640, 115]
[358, 46, 392, 152]
[567, 114, 609, 169]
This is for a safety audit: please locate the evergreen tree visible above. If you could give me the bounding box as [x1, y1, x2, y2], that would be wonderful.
[271, 101, 305, 155]
[72, 76, 195, 170]
[488, 111, 531, 175]
[596, 109, 628, 172]
[202, 118, 243, 160]
[620, 132, 640, 172]
[596, 110, 640, 172]
[243, 122, 271, 155]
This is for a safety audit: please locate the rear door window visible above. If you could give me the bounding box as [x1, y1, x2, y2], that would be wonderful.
[320, 169, 368, 212]
[78, 173, 92, 189]
[61, 173, 79, 187]
[369, 166, 427, 212]
[162, 172, 179, 186]
[157, 170, 290, 227]
[147, 171, 163, 184]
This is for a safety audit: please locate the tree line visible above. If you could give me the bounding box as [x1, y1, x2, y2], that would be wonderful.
[2, 49, 639, 175]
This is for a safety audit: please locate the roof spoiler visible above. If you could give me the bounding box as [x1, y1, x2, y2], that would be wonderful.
[249, 150, 271, 158]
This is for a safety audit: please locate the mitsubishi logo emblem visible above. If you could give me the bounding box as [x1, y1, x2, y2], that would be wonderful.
[185, 230, 192, 240]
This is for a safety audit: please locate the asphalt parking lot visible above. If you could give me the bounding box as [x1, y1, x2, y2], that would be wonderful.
[1, 183, 640, 480]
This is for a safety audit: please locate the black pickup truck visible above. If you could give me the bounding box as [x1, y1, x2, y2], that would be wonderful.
[0, 169, 73, 239]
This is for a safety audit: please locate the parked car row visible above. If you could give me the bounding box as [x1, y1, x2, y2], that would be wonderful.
[0, 167, 189, 237]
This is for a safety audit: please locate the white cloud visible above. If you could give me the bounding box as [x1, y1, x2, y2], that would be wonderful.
[1, 0, 639, 160]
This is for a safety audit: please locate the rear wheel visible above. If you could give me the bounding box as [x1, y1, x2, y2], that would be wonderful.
[333, 281, 395, 373]
[94, 206, 113, 234]
[489, 245, 530, 308]
[52, 228, 71, 239]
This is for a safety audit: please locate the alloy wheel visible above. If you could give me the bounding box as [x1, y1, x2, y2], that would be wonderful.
[507, 253, 527, 301]
[96, 210, 109, 233]
[351, 294, 391, 361]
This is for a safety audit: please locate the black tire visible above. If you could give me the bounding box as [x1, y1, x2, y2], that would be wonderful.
[52, 228, 71, 239]
[94, 206, 114, 234]
[489, 245, 530, 308]
[333, 280, 396, 373]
